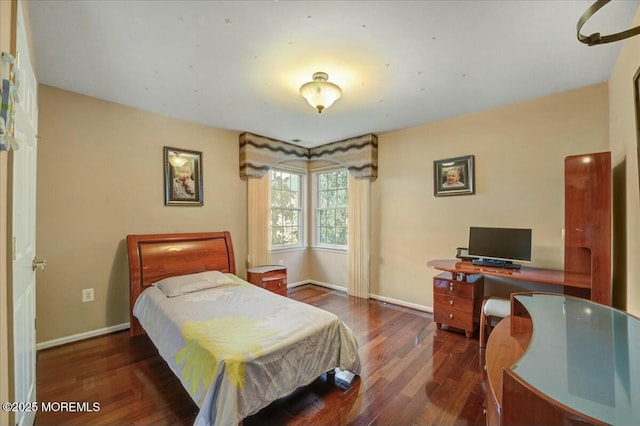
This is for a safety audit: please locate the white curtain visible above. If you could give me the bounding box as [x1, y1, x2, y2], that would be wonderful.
[247, 174, 271, 268]
[347, 174, 370, 299]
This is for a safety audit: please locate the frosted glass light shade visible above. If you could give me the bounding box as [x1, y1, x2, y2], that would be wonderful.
[299, 72, 342, 113]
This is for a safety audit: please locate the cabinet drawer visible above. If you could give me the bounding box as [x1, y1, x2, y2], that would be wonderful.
[433, 306, 475, 330]
[434, 293, 474, 312]
[263, 277, 287, 294]
[433, 279, 475, 298]
[263, 270, 286, 281]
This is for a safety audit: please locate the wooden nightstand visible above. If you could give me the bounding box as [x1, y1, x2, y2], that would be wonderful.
[247, 265, 287, 297]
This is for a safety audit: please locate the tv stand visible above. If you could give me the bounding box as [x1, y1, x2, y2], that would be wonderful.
[472, 258, 521, 270]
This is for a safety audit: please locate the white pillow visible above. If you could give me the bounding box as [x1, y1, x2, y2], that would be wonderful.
[155, 271, 235, 297]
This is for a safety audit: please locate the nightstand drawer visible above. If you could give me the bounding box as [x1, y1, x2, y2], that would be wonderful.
[263, 277, 287, 293]
[263, 270, 286, 281]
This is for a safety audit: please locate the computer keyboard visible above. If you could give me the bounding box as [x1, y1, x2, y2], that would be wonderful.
[471, 259, 522, 270]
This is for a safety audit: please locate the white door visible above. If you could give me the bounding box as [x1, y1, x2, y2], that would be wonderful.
[12, 2, 39, 426]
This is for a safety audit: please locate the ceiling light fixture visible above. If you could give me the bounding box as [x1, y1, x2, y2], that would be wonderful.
[299, 72, 342, 114]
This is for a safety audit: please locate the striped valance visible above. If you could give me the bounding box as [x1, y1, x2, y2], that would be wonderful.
[309, 134, 378, 180]
[239, 132, 309, 179]
[240, 132, 378, 180]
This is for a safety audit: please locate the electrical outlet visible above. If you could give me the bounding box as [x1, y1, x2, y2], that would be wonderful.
[278, 259, 284, 266]
[82, 288, 94, 303]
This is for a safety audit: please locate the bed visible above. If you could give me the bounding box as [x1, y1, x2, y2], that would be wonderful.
[127, 231, 361, 426]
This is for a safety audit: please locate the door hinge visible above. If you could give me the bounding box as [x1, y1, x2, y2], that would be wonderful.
[12, 237, 16, 261]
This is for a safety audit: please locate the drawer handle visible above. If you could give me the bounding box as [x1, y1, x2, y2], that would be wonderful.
[278, 282, 282, 287]
[449, 284, 454, 290]
[449, 300, 454, 306]
[449, 313, 454, 319]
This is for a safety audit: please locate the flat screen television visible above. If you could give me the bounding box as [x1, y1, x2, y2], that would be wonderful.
[467, 227, 532, 268]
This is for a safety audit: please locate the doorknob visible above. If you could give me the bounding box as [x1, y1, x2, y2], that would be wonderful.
[32, 258, 47, 272]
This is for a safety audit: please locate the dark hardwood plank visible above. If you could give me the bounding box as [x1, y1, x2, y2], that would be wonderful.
[35, 284, 486, 425]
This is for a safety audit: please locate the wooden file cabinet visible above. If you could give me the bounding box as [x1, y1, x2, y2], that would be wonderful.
[247, 265, 287, 297]
[433, 271, 484, 338]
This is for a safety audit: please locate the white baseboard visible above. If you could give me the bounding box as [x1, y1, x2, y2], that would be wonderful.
[37, 322, 130, 351]
[299, 280, 433, 313]
[302, 280, 348, 293]
[287, 280, 313, 289]
[369, 293, 433, 313]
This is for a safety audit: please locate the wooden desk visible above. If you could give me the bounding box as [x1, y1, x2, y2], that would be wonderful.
[486, 293, 640, 426]
[427, 259, 590, 289]
[485, 316, 530, 426]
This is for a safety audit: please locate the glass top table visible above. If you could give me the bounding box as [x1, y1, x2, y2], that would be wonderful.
[511, 293, 639, 425]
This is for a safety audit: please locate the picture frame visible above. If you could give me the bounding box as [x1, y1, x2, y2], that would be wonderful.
[164, 146, 203, 206]
[434, 154, 475, 197]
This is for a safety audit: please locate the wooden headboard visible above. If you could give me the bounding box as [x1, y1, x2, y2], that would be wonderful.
[126, 231, 236, 336]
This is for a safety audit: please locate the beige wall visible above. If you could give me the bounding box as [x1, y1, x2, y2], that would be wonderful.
[371, 84, 610, 308]
[36, 85, 247, 343]
[306, 249, 348, 288]
[609, 7, 640, 316]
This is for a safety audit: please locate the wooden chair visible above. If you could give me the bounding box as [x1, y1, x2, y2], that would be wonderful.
[479, 297, 510, 348]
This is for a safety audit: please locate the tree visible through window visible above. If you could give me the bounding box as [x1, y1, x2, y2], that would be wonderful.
[271, 169, 302, 247]
[317, 169, 348, 247]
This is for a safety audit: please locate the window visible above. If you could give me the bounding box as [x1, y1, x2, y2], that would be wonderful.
[315, 169, 348, 248]
[270, 169, 303, 248]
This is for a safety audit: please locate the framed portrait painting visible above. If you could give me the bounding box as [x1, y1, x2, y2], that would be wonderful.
[164, 146, 203, 206]
[434, 155, 475, 197]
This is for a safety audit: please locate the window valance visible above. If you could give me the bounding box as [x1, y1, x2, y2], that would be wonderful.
[240, 132, 377, 181]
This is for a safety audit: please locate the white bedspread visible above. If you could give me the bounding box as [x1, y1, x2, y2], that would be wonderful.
[133, 275, 361, 426]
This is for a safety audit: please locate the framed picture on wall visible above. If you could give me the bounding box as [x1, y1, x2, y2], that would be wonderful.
[434, 154, 475, 197]
[164, 146, 203, 206]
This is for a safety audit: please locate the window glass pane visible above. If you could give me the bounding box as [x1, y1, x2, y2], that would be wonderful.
[288, 191, 299, 208]
[319, 174, 328, 190]
[336, 208, 347, 227]
[270, 169, 303, 247]
[315, 169, 348, 247]
[271, 170, 281, 190]
[338, 171, 348, 188]
[319, 210, 328, 227]
[319, 190, 328, 208]
[290, 174, 300, 191]
[328, 190, 337, 207]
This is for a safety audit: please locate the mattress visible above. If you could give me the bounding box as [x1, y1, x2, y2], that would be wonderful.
[133, 275, 361, 426]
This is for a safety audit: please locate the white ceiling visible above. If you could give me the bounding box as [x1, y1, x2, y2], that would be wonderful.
[28, 0, 639, 148]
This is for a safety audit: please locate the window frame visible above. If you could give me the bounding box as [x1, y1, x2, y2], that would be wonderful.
[270, 166, 306, 251]
[311, 168, 348, 251]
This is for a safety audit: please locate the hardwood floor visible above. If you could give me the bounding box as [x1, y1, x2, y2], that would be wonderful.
[35, 284, 487, 425]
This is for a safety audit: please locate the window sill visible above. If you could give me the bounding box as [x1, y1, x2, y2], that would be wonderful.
[310, 245, 347, 254]
[271, 246, 306, 253]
